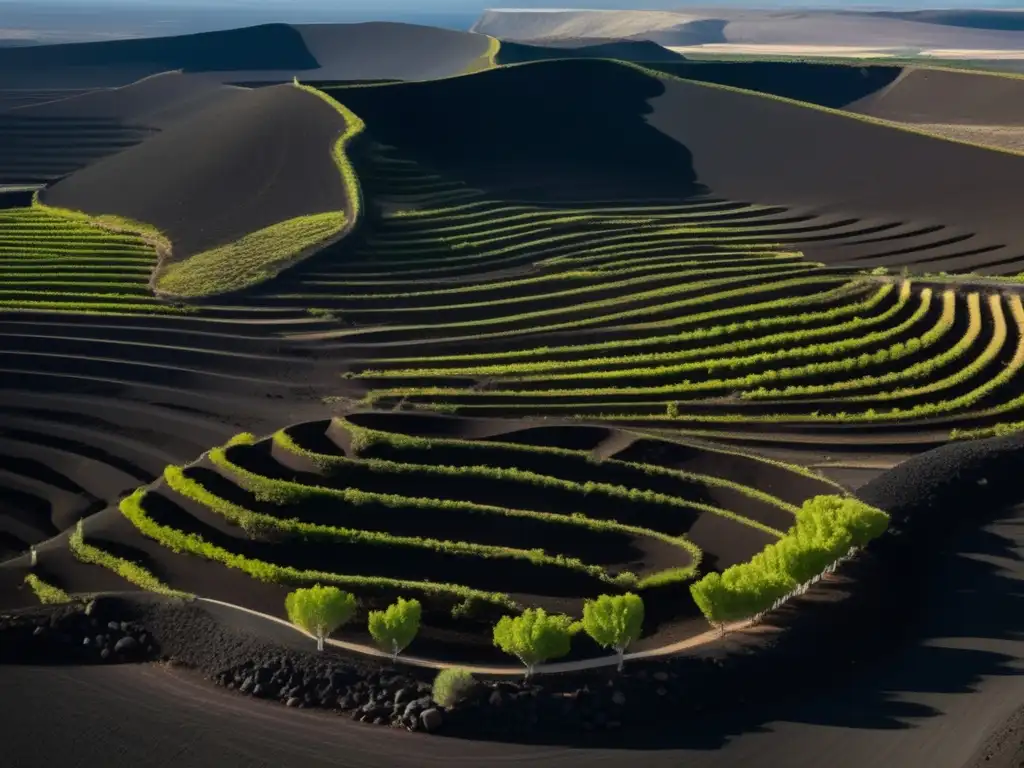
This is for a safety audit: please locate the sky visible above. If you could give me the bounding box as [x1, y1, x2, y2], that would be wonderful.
[6, 0, 1024, 7]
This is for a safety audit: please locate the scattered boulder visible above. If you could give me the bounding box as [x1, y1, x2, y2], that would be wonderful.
[420, 708, 443, 733]
[114, 636, 139, 654]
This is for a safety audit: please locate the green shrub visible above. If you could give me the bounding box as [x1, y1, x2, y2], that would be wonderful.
[690, 495, 888, 626]
[24, 573, 70, 604]
[492, 608, 578, 678]
[581, 593, 644, 671]
[432, 667, 476, 708]
[284, 584, 356, 651]
[69, 518, 188, 598]
[368, 597, 421, 660]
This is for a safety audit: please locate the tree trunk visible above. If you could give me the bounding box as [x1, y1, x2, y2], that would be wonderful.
[316, 633, 324, 652]
[616, 649, 625, 672]
[391, 639, 399, 663]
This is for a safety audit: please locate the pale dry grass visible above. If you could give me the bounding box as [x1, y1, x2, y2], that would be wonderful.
[669, 44, 1024, 60]
[905, 123, 1024, 153]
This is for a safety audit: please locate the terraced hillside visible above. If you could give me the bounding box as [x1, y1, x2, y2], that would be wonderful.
[237, 136, 1024, 451]
[2, 54, 1024, 655]
[0, 413, 838, 662]
[0, 197, 349, 560]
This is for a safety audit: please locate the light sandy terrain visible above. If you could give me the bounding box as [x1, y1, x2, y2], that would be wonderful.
[907, 123, 1024, 153]
[669, 44, 1024, 60]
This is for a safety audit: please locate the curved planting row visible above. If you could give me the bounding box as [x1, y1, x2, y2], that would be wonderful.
[30, 414, 839, 662]
[0, 200, 356, 561]
[246, 143, 1024, 445]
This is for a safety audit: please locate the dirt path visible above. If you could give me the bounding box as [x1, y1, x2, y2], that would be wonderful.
[196, 596, 752, 675]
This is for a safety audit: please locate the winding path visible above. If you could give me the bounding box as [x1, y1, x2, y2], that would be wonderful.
[195, 596, 753, 675]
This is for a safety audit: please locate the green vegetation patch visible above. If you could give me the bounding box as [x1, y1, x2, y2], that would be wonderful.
[155, 212, 346, 297]
[152, 83, 366, 298]
[24, 573, 71, 604]
[69, 520, 190, 597]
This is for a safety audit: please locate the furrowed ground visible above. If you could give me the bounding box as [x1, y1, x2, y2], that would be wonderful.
[3, 56, 1024, 661]
[245, 136, 1024, 454]
[3, 412, 837, 662]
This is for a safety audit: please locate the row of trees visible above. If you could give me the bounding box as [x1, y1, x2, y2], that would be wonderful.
[285, 495, 887, 670]
[689, 495, 889, 626]
[285, 587, 645, 676]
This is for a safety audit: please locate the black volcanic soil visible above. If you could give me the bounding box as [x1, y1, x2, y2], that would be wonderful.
[651, 60, 902, 109]
[497, 39, 687, 66]
[0, 22, 495, 90]
[40, 83, 348, 261]
[13, 71, 251, 129]
[2, 426, 1023, 763]
[331, 60, 703, 201]
[642, 66, 1024, 267]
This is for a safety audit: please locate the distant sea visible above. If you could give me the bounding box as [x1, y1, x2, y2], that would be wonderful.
[1, 0, 1022, 46]
[0, 3, 482, 45]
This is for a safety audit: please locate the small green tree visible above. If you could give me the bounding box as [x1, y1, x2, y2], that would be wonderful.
[582, 593, 644, 671]
[284, 584, 356, 651]
[492, 608, 576, 678]
[368, 597, 421, 661]
[432, 667, 475, 708]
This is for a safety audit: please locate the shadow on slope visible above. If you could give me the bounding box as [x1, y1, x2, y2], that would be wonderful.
[40, 83, 347, 262]
[496, 39, 687, 66]
[651, 60, 901, 110]
[331, 59, 701, 201]
[444, 433, 1024, 750]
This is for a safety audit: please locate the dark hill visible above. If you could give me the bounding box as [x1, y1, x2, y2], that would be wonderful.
[333, 59, 1024, 266]
[330, 59, 700, 201]
[642, 67, 1024, 265]
[10, 72, 248, 128]
[0, 22, 495, 90]
[0, 24, 318, 89]
[650, 61, 901, 110]
[40, 84, 347, 261]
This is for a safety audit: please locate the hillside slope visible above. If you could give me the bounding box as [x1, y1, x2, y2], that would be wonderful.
[643, 68, 1024, 265]
[497, 39, 686, 66]
[40, 84, 347, 262]
[0, 24, 319, 88]
[11, 71, 250, 128]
